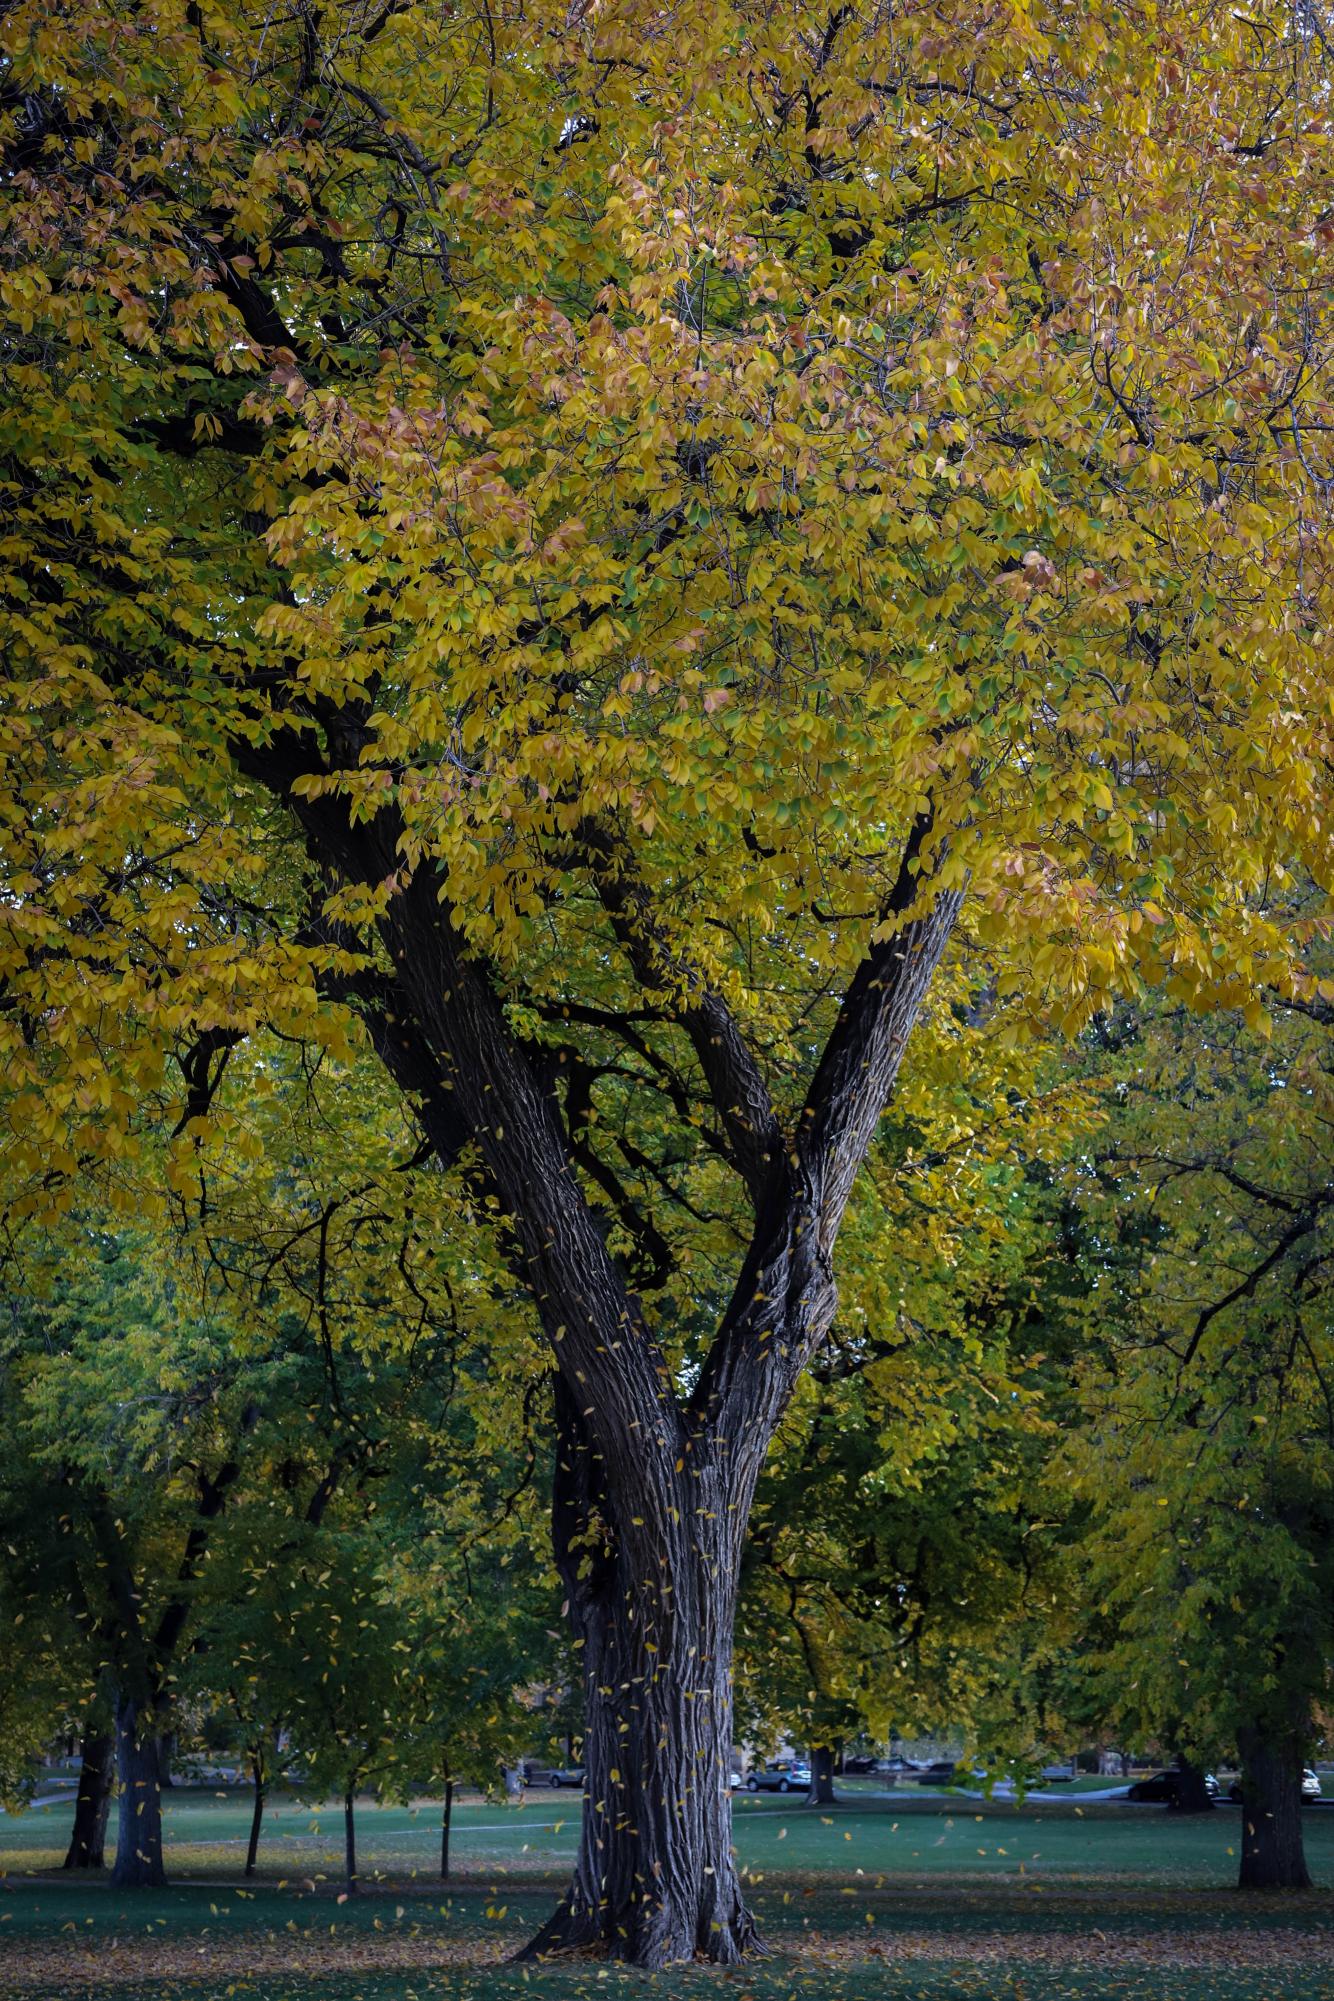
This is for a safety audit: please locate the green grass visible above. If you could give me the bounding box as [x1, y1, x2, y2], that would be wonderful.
[1, 1791, 1331, 2001]
[2, 1786, 1320, 1887]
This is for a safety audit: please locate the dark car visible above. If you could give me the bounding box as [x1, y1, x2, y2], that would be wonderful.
[1126, 1769, 1220, 1804]
[918, 1759, 990, 1788]
[1227, 1769, 1321, 1805]
[841, 1754, 880, 1775]
[744, 1763, 811, 1793]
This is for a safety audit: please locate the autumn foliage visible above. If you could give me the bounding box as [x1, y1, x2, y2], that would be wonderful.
[2, 0, 1332, 1966]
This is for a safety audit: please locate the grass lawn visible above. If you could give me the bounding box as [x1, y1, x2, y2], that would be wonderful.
[1, 1790, 1330, 2001]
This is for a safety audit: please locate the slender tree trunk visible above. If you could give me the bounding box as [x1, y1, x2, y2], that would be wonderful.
[1169, 1753, 1215, 1814]
[245, 1756, 266, 1878]
[343, 1789, 357, 1896]
[517, 1381, 763, 1969]
[1236, 1725, 1311, 1890]
[440, 1778, 454, 1883]
[63, 1726, 114, 1870]
[110, 1691, 166, 1887]
[806, 1746, 837, 1807]
[157, 1731, 175, 1789]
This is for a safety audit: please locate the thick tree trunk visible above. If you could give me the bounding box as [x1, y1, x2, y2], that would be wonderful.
[245, 1757, 266, 1878]
[63, 1726, 113, 1870]
[440, 1778, 454, 1883]
[343, 1790, 357, 1895]
[110, 1691, 166, 1887]
[251, 659, 958, 1968]
[1169, 1753, 1215, 1814]
[1236, 1726, 1311, 1890]
[806, 1746, 837, 1807]
[518, 1382, 762, 1969]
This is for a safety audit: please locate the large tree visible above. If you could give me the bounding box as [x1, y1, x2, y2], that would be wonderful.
[3, 0, 1332, 1964]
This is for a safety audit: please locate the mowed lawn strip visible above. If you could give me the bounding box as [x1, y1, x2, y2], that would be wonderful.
[6, 1788, 1333, 1888]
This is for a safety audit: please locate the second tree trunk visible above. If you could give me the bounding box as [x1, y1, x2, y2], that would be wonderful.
[63, 1726, 114, 1870]
[245, 1756, 266, 1878]
[1236, 1725, 1311, 1889]
[806, 1746, 837, 1807]
[110, 1692, 166, 1887]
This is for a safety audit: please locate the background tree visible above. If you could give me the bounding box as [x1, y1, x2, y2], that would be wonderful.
[739, 1111, 1086, 1789]
[3, 0, 1333, 1964]
[0, 1513, 89, 1835]
[189, 1342, 555, 1886]
[1065, 996, 1334, 1888]
[0, 1229, 274, 1885]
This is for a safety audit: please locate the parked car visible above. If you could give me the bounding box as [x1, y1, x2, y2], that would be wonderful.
[842, 1754, 880, 1775]
[1125, 1769, 1220, 1804]
[1040, 1761, 1077, 1783]
[1227, 1769, 1322, 1804]
[917, 1759, 989, 1786]
[880, 1755, 922, 1775]
[521, 1760, 586, 1788]
[744, 1763, 811, 1793]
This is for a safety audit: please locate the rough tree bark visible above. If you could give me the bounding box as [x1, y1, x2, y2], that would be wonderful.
[63, 1724, 113, 1870]
[516, 1380, 762, 1965]
[110, 1691, 166, 1888]
[807, 1747, 837, 1807]
[1236, 1725, 1311, 1889]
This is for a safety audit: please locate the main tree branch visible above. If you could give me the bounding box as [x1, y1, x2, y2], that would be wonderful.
[692, 813, 962, 1439]
[800, 813, 964, 1247]
[230, 718, 685, 1483]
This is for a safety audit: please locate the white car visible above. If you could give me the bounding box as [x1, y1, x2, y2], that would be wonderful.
[1226, 1768, 1322, 1804]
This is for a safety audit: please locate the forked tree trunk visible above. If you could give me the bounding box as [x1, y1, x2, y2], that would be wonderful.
[256, 743, 960, 1968]
[1236, 1725, 1311, 1890]
[518, 1382, 762, 1969]
[807, 1746, 837, 1807]
[63, 1726, 114, 1870]
[110, 1691, 166, 1887]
